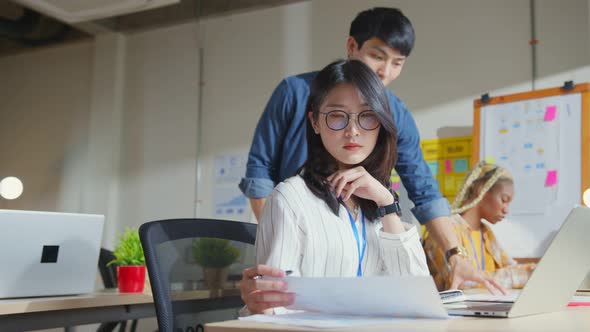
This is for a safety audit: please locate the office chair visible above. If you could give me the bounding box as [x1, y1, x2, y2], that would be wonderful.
[97, 248, 138, 332]
[139, 218, 256, 332]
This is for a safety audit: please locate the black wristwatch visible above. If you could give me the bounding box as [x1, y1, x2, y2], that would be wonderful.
[377, 189, 402, 218]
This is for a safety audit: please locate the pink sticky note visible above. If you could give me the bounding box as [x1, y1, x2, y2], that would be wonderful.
[392, 182, 401, 191]
[445, 160, 452, 173]
[545, 170, 558, 187]
[544, 106, 557, 121]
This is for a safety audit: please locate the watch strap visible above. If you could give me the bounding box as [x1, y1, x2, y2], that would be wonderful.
[377, 190, 402, 218]
[445, 246, 468, 262]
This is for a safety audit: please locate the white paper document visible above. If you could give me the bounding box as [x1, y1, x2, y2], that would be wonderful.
[278, 275, 448, 319]
[240, 312, 429, 329]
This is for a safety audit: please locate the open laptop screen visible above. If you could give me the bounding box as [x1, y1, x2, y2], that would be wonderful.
[0, 209, 104, 298]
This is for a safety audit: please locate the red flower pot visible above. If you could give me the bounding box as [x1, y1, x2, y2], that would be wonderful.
[117, 265, 146, 293]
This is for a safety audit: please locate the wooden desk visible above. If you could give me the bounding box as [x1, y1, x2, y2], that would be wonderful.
[0, 289, 241, 332]
[205, 307, 590, 332]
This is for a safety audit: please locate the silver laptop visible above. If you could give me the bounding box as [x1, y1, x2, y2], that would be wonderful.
[0, 209, 104, 298]
[446, 206, 590, 318]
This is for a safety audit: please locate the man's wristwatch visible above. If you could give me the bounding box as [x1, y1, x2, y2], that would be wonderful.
[445, 245, 468, 263]
[377, 189, 402, 218]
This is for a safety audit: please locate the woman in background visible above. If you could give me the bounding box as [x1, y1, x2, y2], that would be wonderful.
[423, 161, 536, 291]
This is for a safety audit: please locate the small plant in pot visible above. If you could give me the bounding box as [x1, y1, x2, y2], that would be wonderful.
[192, 238, 240, 289]
[107, 228, 146, 293]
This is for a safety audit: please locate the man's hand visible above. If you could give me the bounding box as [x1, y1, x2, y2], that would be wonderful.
[426, 216, 508, 295]
[448, 255, 508, 295]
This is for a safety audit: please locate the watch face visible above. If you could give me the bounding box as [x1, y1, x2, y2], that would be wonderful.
[446, 246, 468, 262]
[458, 245, 468, 257]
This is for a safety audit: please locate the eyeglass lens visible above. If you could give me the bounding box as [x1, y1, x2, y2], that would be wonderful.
[324, 111, 379, 131]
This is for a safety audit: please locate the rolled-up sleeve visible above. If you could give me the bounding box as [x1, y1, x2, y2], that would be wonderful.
[390, 97, 451, 224]
[240, 79, 294, 198]
[239, 177, 275, 198]
[411, 197, 452, 225]
[378, 223, 429, 276]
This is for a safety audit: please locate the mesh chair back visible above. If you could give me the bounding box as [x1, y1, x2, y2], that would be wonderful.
[139, 219, 256, 332]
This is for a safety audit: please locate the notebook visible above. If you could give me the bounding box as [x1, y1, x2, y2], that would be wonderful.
[446, 206, 590, 318]
[0, 209, 104, 298]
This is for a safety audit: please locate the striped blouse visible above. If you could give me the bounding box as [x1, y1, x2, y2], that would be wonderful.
[256, 175, 429, 278]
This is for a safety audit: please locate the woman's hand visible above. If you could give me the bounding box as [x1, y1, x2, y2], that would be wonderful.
[240, 265, 294, 314]
[327, 166, 393, 206]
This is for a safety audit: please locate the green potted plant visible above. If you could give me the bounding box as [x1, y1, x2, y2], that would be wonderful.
[192, 238, 240, 289]
[108, 228, 146, 293]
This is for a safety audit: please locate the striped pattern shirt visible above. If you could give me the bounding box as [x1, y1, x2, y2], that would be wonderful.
[256, 175, 429, 278]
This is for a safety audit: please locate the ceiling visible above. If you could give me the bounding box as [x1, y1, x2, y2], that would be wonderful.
[0, 0, 305, 57]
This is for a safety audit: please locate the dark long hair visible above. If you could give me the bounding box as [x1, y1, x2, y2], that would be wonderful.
[301, 59, 398, 221]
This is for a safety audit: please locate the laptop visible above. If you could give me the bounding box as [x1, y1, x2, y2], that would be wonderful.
[579, 272, 590, 292]
[446, 206, 590, 318]
[0, 209, 104, 298]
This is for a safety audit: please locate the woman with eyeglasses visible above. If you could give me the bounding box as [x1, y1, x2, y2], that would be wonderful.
[239, 59, 429, 315]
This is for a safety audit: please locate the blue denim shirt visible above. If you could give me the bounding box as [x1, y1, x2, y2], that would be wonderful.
[239, 71, 450, 224]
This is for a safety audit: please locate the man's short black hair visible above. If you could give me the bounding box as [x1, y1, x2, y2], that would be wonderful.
[349, 7, 415, 57]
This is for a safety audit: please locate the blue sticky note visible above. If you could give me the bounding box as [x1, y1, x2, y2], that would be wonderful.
[427, 161, 439, 175]
[454, 159, 469, 173]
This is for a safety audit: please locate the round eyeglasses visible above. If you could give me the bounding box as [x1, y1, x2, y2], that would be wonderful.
[318, 110, 380, 131]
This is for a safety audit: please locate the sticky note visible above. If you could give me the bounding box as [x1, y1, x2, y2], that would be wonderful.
[444, 160, 452, 173]
[544, 105, 557, 121]
[485, 157, 496, 164]
[545, 170, 558, 187]
[445, 176, 455, 191]
[454, 159, 469, 173]
[392, 182, 401, 191]
[427, 161, 439, 175]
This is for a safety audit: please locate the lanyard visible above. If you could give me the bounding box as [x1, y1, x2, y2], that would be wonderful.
[346, 209, 366, 277]
[468, 230, 485, 271]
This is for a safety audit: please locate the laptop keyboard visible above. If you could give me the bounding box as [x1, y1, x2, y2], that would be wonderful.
[465, 303, 513, 311]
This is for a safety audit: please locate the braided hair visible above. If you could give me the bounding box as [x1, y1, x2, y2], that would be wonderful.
[451, 161, 513, 214]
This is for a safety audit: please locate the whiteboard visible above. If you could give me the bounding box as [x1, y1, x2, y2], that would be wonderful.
[479, 93, 581, 257]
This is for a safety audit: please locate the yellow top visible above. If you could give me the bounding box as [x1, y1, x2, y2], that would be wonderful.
[422, 214, 537, 290]
[468, 230, 496, 273]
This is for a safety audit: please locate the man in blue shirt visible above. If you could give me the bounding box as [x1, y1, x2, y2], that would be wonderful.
[239, 7, 506, 294]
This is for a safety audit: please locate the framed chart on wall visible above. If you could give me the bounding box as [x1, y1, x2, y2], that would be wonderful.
[472, 83, 590, 257]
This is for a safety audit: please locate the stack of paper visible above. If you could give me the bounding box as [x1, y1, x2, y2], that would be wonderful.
[239, 276, 450, 328]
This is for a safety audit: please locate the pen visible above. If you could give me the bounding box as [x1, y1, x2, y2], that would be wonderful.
[253, 269, 293, 280]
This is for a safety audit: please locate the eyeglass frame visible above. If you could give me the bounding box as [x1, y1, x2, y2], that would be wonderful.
[317, 110, 381, 131]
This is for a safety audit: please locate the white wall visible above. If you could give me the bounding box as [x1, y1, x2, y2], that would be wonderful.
[0, 41, 93, 212]
[118, 21, 200, 234]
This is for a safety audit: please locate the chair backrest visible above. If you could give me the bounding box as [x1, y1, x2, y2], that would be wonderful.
[139, 219, 256, 332]
[98, 248, 118, 288]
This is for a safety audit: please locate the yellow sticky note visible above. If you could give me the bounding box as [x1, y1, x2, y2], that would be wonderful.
[485, 157, 496, 164]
